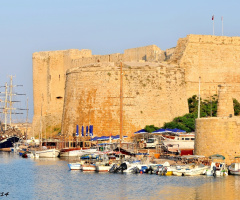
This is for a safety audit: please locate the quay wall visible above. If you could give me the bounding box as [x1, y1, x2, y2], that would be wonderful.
[61, 62, 188, 137]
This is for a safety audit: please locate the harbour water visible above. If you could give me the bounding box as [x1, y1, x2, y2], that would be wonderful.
[1, 152, 240, 200]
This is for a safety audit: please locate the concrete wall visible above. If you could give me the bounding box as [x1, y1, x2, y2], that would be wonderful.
[61, 62, 188, 137]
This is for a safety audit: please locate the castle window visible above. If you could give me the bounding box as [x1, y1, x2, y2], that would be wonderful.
[56, 96, 63, 99]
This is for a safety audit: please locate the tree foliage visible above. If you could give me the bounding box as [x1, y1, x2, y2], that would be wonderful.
[144, 95, 240, 133]
[233, 98, 240, 116]
[144, 125, 160, 133]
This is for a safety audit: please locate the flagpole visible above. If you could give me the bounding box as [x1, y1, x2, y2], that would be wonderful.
[212, 15, 214, 35]
[198, 76, 201, 118]
[221, 16, 223, 36]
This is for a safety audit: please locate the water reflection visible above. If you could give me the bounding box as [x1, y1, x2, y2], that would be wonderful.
[1, 152, 240, 200]
[158, 176, 240, 200]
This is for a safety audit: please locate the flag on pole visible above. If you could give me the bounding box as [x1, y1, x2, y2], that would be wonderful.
[221, 16, 223, 36]
[86, 126, 88, 136]
[212, 15, 215, 35]
[89, 125, 93, 137]
[81, 126, 84, 137]
[76, 125, 79, 137]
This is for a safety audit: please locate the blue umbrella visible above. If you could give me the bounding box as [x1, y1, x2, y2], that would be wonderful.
[89, 125, 93, 137]
[152, 128, 167, 134]
[76, 125, 79, 136]
[86, 126, 88, 136]
[134, 129, 148, 134]
[81, 126, 84, 137]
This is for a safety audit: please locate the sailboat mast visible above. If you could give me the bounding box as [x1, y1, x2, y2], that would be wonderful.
[9, 75, 13, 127]
[25, 97, 28, 139]
[120, 62, 123, 149]
[40, 102, 43, 148]
[4, 82, 8, 131]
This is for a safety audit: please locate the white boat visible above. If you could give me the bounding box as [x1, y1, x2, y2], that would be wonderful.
[59, 148, 97, 157]
[123, 162, 148, 174]
[82, 164, 96, 172]
[182, 164, 209, 176]
[172, 165, 189, 176]
[95, 164, 111, 172]
[68, 162, 82, 170]
[156, 162, 174, 176]
[162, 132, 195, 151]
[10, 141, 25, 153]
[22, 151, 35, 158]
[206, 162, 228, 176]
[35, 149, 60, 158]
[229, 156, 240, 175]
[229, 162, 240, 175]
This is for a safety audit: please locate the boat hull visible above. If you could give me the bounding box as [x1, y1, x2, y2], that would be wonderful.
[0, 136, 20, 149]
[68, 163, 82, 170]
[36, 149, 60, 158]
[82, 165, 96, 171]
[95, 165, 111, 172]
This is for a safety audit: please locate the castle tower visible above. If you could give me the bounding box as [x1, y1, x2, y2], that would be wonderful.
[217, 84, 234, 117]
[195, 84, 240, 164]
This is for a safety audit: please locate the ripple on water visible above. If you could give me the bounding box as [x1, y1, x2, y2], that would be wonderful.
[1, 152, 240, 200]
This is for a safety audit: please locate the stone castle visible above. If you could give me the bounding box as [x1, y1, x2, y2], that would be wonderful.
[32, 34, 240, 140]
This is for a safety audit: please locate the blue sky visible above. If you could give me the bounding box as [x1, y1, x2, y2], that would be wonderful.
[0, 0, 239, 122]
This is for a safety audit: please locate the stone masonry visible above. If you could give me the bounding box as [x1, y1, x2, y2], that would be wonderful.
[61, 62, 188, 137]
[195, 85, 240, 164]
[171, 35, 240, 99]
[33, 34, 240, 140]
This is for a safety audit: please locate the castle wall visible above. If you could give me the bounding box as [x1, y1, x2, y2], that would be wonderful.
[32, 49, 92, 134]
[33, 34, 240, 139]
[32, 46, 165, 136]
[123, 45, 165, 62]
[61, 62, 188, 137]
[173, 34, 240, 99]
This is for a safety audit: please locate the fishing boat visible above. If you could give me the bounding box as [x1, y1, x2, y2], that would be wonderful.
[172, 165, 189, 176]
[81, 162, 96, 172]
[68, 162, 82, 170]
[22, 151, 34, 158]
[123, 164, 148, 174]
[228, 156, 240, 175]
[59, 147, 97, 157]
[156, 162, 174, 176]
[95, 163, 112, 172]
[182, 164, 209, 176]
[35, 148, 60, 158]
[10, 141, 23, 153]
[59, 148, 82, 157]
[206, 154, 228, 176]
